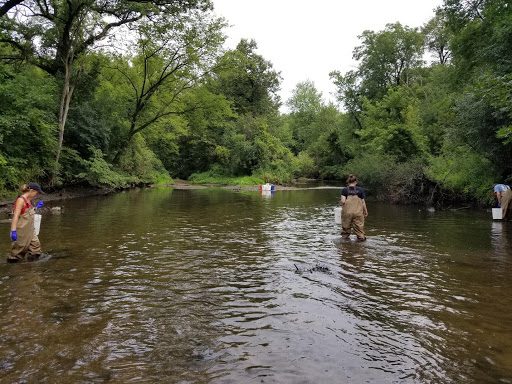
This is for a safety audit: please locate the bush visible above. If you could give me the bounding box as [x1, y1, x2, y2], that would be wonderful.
[254, 159, 295, 184]
[427, 145, 497, 204]
[189, 167, 263, 185]
[117, 134, 172, 185]
[342, 153, 427, 203]
[78, 147, 130, 188]
[292, 152, 316, 178]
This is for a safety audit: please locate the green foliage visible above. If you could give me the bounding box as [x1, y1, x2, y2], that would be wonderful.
[360, 87, 427, 161]
[0, 60, 58, 190]
[79, 147, 130, 188]
[422, 9, 452, 64]
[343, 153, 426, 203]
[307, 106, 355, 178]
[292, 152, 316, 178]
[2, 0, 512, 207]
[162, 86, 235, 178]
[353, 22, 425, 99]
[189, 167, 263, 185]
[117, 134, 171, 185]
[210, 39, 282, 116]
[286, 80, 324, 153]
[448, 0, 512, 77]
[497, 126, 512, 144]
[427, 146, 497, 203]
[216, 114, 292, 177]
[0, 152, 17, 195]
[254, 159, 294, 184]
[342, 153, 395, 193]
[415, 65, 457, 155]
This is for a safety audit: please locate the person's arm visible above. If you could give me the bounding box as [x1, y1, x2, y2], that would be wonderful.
[10, 198, 23, 241]
[11, 198, 23, 231]
[340, 188, 347, 206]
[496, 191, 503, 207]
[362, 199, 368, 217]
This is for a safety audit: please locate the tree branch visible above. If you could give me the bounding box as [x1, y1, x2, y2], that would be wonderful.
[0, 0, 24, 17]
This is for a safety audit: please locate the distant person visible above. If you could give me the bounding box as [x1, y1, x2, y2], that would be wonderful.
[494, 183, 511, 220]
[340, 174, 368, 241]
[8, 182, 44, 263]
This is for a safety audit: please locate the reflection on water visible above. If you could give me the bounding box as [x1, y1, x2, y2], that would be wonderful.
[1, 188, 512, 383]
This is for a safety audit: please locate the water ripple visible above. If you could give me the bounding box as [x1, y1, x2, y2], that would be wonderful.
[1, 189, 512, 383]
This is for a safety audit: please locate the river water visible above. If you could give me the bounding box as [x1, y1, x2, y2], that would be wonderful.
[1, 187, 512, 383]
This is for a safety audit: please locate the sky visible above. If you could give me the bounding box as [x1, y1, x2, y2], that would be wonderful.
[212, 0, 444, 110]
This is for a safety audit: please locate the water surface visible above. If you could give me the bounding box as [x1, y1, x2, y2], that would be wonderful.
[1, 188, 512, 383]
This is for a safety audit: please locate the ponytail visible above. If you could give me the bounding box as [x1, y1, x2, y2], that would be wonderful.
[346, 174, 358, 184]
[20, 184, 30, 193]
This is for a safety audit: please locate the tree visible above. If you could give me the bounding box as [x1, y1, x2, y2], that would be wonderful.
[330, 69, 363, 129]
[286, 80, 324, 153]
[423, 9, 452, 64]
[211, 39, 282, 116]
[150, 85, 234, 178]
[0, 0, 24, 17]
[352, 22, 425, 99]
[0, 0, 212, 182]
[359, 86, 427, 162]
[0, 56, 57, 189]
[102, 11, 226, 163]
[445, 0, 512, 76]
[287, 80, 323, 114]
[307, 105, 354, 179]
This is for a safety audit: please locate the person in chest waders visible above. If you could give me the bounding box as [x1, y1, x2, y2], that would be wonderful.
[340, 174, 368, 241]
[494, 183, 512, 220]
[8, 182, 44, 263]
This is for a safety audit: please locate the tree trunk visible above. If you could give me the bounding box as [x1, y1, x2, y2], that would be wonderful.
[52, 55, 75, 184]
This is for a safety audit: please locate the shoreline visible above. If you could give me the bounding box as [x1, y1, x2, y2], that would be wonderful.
[0, 181, 341, 214]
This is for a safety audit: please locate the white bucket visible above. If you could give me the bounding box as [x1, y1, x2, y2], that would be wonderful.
[34, 213, 42, 236]
[492, 208, 503, 220]
[334, 207, 342, 224]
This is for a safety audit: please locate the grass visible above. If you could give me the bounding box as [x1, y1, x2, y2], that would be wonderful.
[188, 171, 264, 186]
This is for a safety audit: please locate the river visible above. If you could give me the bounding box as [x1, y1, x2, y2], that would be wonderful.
[1, 187, 512, 383]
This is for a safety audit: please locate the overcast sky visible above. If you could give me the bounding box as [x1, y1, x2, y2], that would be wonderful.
[212, 0, 444, 110]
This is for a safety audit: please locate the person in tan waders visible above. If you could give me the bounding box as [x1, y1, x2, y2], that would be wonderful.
[8, 182, 44, 263]
[340, 174, 368, 241]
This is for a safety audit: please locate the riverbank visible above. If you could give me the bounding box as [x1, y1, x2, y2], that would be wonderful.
[0, 180, 340, 214]
[0, 186, 114, 215]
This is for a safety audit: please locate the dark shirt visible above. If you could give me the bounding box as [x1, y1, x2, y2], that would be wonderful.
[341, 186, 365, 200]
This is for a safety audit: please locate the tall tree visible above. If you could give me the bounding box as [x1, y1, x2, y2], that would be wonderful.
[211, 39, 282, 116]
[352, 22, 425, 99]
[330, 69, 363, 129]
[103, 10, 226, 163]
[0, 0, 212, 182]
[423, 9, 452, 64]
[286, 80, 324, 153]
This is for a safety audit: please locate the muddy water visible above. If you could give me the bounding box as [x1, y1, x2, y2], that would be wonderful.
[1, 187, 512, 383]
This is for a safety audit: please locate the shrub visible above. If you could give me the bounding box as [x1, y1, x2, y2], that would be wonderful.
[342, 153, 427, 203]
[78, 147, 129, 188]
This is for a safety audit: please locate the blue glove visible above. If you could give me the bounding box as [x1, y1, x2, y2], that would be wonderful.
[36, 201, 44, 209]
[10, 230, 17, 241]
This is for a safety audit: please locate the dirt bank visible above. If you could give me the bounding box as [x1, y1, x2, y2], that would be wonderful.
[0, 186, 113, 214]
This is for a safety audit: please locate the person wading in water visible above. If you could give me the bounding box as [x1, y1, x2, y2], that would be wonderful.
[494, 183, 512, 220]
[340, 174, 368, 241]
[8, 182, 44, 263]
